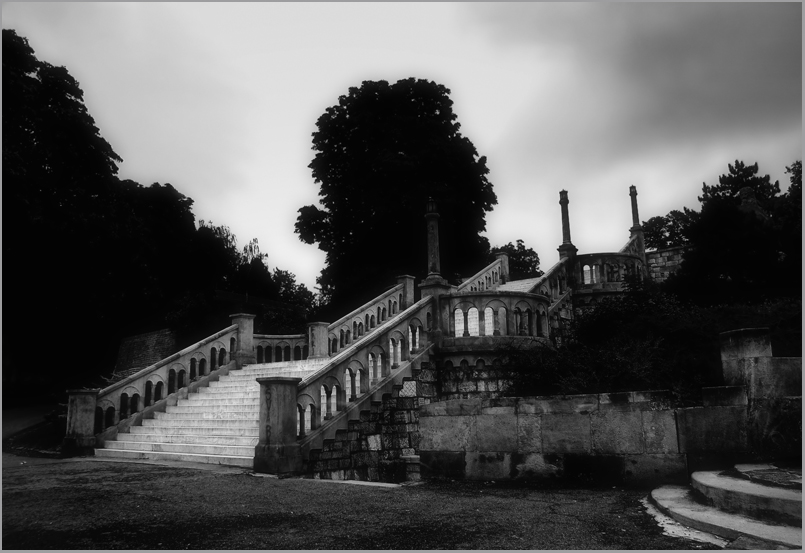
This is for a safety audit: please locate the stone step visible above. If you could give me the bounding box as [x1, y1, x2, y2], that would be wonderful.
[196, 389, 259, 397]
[120, 433, 258, 446]
[165, 405, 259, 414]
[154, 410, 258, 420]
[177, 397, 259, 407]
[650, 486, 801, 549]
[691, 471, 802, 524]
[104, 439, 254, 457]
[141, 418, 258, 428]
[130, 425, 257, 437]
[208, 380, 259, 389]
[94, 447, 253, 468]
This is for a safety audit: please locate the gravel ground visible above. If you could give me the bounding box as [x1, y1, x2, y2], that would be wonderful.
[2, 454, 719, 550]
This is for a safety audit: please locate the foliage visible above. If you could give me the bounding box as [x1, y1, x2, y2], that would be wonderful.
[491, 239, 543, 280]
[699, 160, 781, 205]
[296, 78, 496, 314]
[641, 209, 697, 250]
[3, 30, 315, 391]
[499, 279, 801, 403]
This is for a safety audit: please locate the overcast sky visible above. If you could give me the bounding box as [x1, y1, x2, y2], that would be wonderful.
[3, 3, 801, 291]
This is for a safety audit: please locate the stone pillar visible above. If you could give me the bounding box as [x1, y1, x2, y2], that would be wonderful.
[720, 328, 772, 362]
[62, 389, 100, 455]
[425, 198, 441, 277]
[557, 190, 578, 260]
[254, 377, 303, 475]
[307, 322, 330, 359]
[396, 275, 416, 309]
[629, 185, 640, 229]
[494, 252, 510, 284]
[230, 313, 256, 370]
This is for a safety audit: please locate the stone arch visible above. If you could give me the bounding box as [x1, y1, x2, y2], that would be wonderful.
[256, 345, 264, 363]
[294, 345, 302, 360]
[119, 393, 129, 420]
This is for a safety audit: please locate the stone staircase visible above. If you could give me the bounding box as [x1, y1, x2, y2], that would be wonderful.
[95, 359, 329, 467]
[650, 463, 802, 549]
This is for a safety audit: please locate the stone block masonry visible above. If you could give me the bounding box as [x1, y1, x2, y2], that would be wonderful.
[646, 246, 685, 283]
[419, 392, 755, 486]
[304, 362, 438, 482]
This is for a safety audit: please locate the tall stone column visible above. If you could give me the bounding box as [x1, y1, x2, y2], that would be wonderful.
[557, 190, 578, 260]
[254, 377, 303, 475]
[629, 185, 641, 229]
[230, 313, 256, 369]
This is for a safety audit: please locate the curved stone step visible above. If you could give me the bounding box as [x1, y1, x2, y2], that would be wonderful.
[104, 439, 254, 457]
[129, 425, 257, 436]
[650, 486, 801, 549]
[691, 471, 801, 524]
[121, 433, 258, 446]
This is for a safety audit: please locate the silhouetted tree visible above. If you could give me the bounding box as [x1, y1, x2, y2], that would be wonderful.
[642, 209, 698, 250]
[663, 160, 801, 305]
[296, 78, 496, 314]
[491, 240, 543, 280]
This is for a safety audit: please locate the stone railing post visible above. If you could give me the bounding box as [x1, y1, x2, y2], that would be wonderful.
[230, 313, 256, 369]
[254, 377, 303, 475]
[307, 322, 330, 359]
[396, 275, 415, 309]
[62, 389, 100, 455]
[494, 252, 510, 284]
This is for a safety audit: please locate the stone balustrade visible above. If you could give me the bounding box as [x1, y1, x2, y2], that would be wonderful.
[456, 255, 507, 293]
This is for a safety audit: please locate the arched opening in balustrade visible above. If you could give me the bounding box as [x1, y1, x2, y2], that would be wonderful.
[382, 307, 387, 321]
[476, 358, 486, 372]
[498, 306, 508, 335]
[264, 346, 272, 363]
[294, 346, 302, 361]
[339, 329, 345, 348]
[393, 301, 398, 315]
[345, 369, 356, 401]
[388, 338, 399, 368]
[94, 407, 104, 434]
[144, 381, 153, 407]
[297, 405, 307, 438]
[105, 406, 116, 429]
[536, 310, 545, 337]
[190, 359, 197, 380]
[303, 345, 309, 359]
[388, 299, 393, 315]
[453, 308, 464, 338]
[352, 321, 358, 339]
[346, 329, 351, 344]
[168, 370, 176, 394]
[210, 347, 217, 370]
[426, 311, 432, 331]
[368, 353, 377, 382]
[460, 359, 469, 371]
[256, 346, 263, 363]
[199, 358, 207, 376]
[408, 326, 415, 352]
[119, 393, 129, 420]
[320, 385, 331, 422]
[467, 307, 480, 336]
[272, 346, 280, 363]
[370, 314, 376, 328]
[358, 322, 364, 337]
[483, 307, 494, 336]
[379, 352, 389, 377]
[365, 314, 370, 332]
[283, 346, 291, 361]
[230, 337, 236, 356]
[178, 370, 186, 389]
[154, 381, 164, 402]
[582, 264, 592, 285]
[130, 393, 140, 415]
[329, 338, 337, 355]
[218, 348, 226, 366]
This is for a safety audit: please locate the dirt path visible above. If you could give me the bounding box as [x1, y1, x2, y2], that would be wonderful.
[2, 455, 718, 550]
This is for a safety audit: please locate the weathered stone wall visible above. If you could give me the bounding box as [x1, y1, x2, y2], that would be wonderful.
[305, 363, 438, 482]
[645, 246, 685, 282]
[419, 389, 762, 485]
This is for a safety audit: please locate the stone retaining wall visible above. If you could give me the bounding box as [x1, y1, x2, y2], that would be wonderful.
[419, 389, 761, 485]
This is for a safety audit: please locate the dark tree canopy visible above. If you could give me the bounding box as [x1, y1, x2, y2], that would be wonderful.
[661, 160, 801, 305]
[3, 30, 315, 396]
[641, 209, 698, 250]
[296, 78, 497, 313]
[491, 240, 543, 281]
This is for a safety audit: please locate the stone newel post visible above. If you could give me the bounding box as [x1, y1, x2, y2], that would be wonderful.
[230, 313, 256, 369]
[62, 389, 100, 455]
[307, 322, 330, 359]
[253, 377, 303, 475]
[494, 252, 510, 284]
[396, 275, 415, 309]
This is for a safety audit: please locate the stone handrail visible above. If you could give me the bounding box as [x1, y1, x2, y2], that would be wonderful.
[98, 324, 238, 398]
[456, 258, 503, 293]
[327, 283, 405, 333]
[299, 296, 432, 390]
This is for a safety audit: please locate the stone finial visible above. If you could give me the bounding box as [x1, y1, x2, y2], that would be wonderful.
[629, 185, 641, 229]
